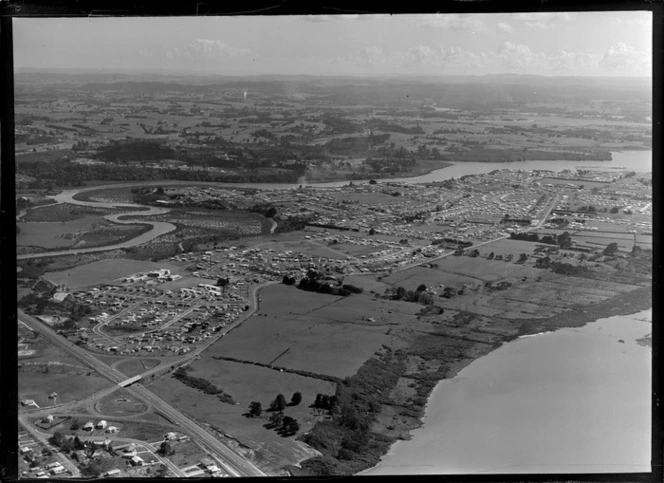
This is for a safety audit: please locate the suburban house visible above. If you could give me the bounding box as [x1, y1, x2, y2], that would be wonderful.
[82, 421, 95, 431]
[96, 420, 108, 429]
[130, 455, 144, 466]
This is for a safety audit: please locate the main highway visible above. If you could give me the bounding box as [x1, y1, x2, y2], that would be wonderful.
[18, 305, 267, 477]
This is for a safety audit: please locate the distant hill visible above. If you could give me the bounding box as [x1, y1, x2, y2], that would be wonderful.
[15, 70, 651, 109]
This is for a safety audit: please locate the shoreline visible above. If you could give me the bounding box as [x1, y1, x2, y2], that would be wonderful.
[355, 285, 652, 475]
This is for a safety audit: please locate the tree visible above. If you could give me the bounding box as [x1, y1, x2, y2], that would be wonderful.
[416, 284, 427, 292]
[270, 394, 287, 412]
[216, 277, 230, 288]
[50, 432, 64, 447]
[603, 242, 619, 256]
[290, 392, 302, 406]
[269, 411, 284, 427]
[155, 464, 169, 478]
[369, 228, 376, 235]
[70, 419, 80, 430]
[282, 275, 296, 286]
[282, 417, 300, 435]
[487, 252, 494, 260]
[158, 441, 173, 456]
[73, 435, 85, 450]
[248, 401, 263, 417]
[61, 437, 74, 453]
[535, 256, 552, 269]
[558, 231, 573, 249]
[82, 461, 102, 478]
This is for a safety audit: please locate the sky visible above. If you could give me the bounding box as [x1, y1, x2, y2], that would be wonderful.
[13, 12, 652, 77]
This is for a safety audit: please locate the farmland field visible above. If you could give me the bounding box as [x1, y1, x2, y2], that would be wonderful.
[17, 217, 106, 249]
[114, 358, 161, 378]
[204, 284, 419, 378]
[73, 187, 138, 204]
[19, 364, 110, 408]
[143, 208, 272, 236]
[21, 202, 121, 222]
[149, 363, 328, 474]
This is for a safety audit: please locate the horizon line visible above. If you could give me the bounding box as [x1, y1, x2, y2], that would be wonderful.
[13, 68, 653, 80]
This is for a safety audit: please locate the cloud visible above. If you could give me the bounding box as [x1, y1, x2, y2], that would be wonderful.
[548, 50, 602, 73]
[411, 14, 486, 32]
[495, 41, 546, 70]
[338, 41, 650, 76]
[497, 22, 514, 33]
[165, 39, 252, 61]
[599, 42, 651, 74]
[341, 45, 387, 66]
[516, 12, 571, 29]
[338, 44, 482, 71]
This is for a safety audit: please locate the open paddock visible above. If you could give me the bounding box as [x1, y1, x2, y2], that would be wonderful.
[471, 238, 539, 258]
[43, 258, 184, 289]
[342, 274, 392, 293]
[73, 187, 138, 204]
[17, 216, 109, 249]
[74, 223, 151, 248]
[19, 364, 110, 408]
[115, 358, 161, 378]
[634, 234, 652, 247]
[571, 232, 634, 251]
[188, 359, 336, 415]
[204, 284, 418, 379]
[385, 254, 540, 291]
[150, 369, 327, 474]
[21, 202, 121, 222]
[150, 209, 270, 236]
[440, 269, 643, 319]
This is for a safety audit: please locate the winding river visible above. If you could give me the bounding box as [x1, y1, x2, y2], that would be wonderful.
[17, 150, 651, 260]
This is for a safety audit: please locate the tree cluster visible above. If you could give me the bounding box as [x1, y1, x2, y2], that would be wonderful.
[297, 270, 353, 297]
[172, 367, 234, 404]
[384, 286, 434, 305]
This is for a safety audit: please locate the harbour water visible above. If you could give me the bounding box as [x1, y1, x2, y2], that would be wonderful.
[362, 310, 652, 475]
